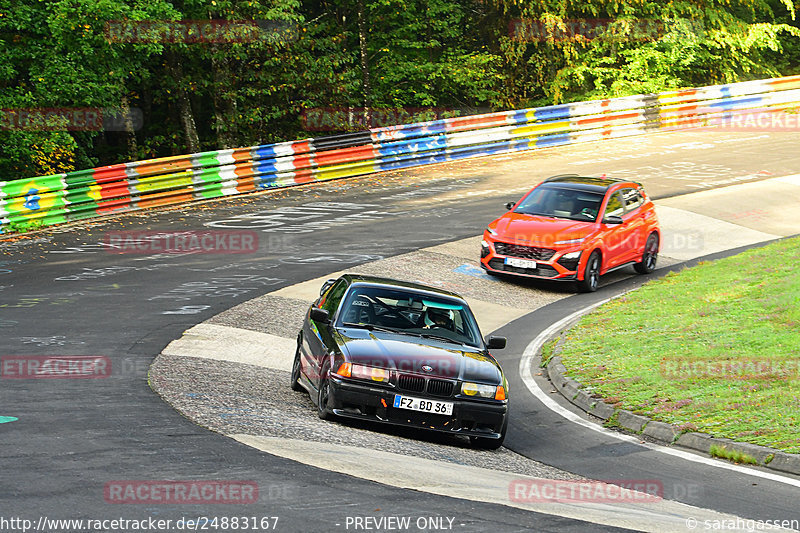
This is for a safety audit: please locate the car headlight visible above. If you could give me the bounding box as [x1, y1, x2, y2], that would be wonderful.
[561, 251, 582, 259]
[555, 238, 586, 245]
[461, 382, 505, 400]
[486, 227, 497, 236]
[336, 363, 390, 383]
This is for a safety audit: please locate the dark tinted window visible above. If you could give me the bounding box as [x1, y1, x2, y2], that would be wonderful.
[622, 188, 643, 212]
[319, 279, 348, 314]
[603, 192, 624, 219]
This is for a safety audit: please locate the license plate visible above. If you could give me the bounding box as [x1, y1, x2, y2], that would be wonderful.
[505, 257, 537, 269]
[393, 394, 453, 415]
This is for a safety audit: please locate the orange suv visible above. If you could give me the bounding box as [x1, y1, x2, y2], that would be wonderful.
[480, 175, 660, 292]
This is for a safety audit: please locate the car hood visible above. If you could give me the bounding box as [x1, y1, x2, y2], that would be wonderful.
[494, 213, 596, 245]
[335, 329, 502, 384]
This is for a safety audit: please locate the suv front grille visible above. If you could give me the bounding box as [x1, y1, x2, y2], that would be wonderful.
[488, 258, 559, 277]
[494, 242, 555, 261]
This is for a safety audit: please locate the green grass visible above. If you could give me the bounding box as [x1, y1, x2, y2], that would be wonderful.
[709, 444, 759, 465]
[556, 236, 800, 454]
[540, 337, 559, 367]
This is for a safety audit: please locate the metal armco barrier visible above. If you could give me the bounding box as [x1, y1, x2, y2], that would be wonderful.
[2, 75, 800, 233]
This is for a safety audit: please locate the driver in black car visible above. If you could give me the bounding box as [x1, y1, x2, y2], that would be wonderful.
[423, 307, 454, 331]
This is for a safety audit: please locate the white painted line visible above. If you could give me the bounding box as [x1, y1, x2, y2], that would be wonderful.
[518, 299, 800, 489]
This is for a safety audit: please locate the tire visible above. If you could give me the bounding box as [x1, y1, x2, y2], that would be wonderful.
[577, 250, 601, 293]
[634, 232, 659, 274]
[290, 340, 303, 392]
[317, 361, 334, 420]
[471, 416, 508, 450]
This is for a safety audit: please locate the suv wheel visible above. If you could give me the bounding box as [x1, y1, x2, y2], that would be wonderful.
[634, 233, 659, 274]
[577, 251, 601, 293]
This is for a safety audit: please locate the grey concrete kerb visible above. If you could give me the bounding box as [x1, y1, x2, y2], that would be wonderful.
[539, 330, 800, 477]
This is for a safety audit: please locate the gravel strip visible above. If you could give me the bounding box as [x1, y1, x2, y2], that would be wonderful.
[206, 241, 573, 341]
[150, 352, 583, 481]
[208, 295, 309, 338]
[352, 249, 573, 309]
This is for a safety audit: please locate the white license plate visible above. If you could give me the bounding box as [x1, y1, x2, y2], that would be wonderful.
[505, 257, 537, 269]
[393, 395, 453, 415]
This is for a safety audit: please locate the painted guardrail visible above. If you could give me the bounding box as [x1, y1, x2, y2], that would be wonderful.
[2, 75, 800, 233]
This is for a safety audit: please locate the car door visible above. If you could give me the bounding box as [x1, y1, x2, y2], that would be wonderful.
[619, 187, 647, 263]
[599, 190, 629, 269]
[302, 278, 348, 388]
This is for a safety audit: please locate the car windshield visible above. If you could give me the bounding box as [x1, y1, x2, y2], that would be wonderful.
[337, 285, 483, 347]
[514, 185, 604, 221]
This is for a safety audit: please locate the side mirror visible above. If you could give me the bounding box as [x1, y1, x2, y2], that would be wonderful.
[604, 215, 624, 225]
[310, 307, 330, 324]
[505, 202, 516, 210]
[486, 336, 506, 350]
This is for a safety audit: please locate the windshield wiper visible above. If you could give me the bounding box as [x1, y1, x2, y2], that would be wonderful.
[518, 210, 571, 219]
[418, 332, 456, 343]
[341, 322, 400, 334]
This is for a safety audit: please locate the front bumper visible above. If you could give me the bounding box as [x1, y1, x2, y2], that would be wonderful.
[480, 239, 582, 281]
[328, 376, 507, 439]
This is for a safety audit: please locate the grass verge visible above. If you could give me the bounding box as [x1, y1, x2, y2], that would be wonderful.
[709, 444, 758, 465]
[556, 236, 800, 454]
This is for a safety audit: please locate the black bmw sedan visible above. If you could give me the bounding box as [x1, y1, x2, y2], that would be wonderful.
[290, 274, 509, 449]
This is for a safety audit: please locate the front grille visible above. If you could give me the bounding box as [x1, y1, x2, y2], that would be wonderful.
[494, 242, 555, 261]
[397, 373, 425, 393]
[427, 379, 455, 397]
[397, 374, 455, 397]
[488, 258, 560, 278]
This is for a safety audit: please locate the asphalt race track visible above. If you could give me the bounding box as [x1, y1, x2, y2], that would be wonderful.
[2, 128, 800, 532]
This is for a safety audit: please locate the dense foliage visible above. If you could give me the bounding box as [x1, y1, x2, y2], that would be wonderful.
[1, 0, 798, 178]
